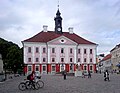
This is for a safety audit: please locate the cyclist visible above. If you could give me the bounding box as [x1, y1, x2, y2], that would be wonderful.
[27, 71, 35, 88]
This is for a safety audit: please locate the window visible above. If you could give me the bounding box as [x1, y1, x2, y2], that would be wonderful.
[28, 47, 31, 53]
[84, 66, 87, 70]
[28, 66, 32, 71]
[43, 66, 46, 71]
[70, 64, 73, 70]
[52, 48, 55, 53]
[61, 40, 64, 42]
[90, 58, 92, 62]
[43, 58, 46, 62]
[36, 47, 39, 53]
[28, 58, 31, 62]
[70, 58, 73, 62]
[78, 58, 80, 62]
[52, 66, 55, 71]
[84, 49, 87, 54]
[90, 66, 92, 70]
[90, 49, 92, 54]
[61, 48, 64, 53]
[35, 66, 39, 71]
[52, 58, 55, 62]
[70, 48, 72, 54]
[43, 48, 46, 53]
[36, 58, 39, 62]
[61, 58, 64, 62]
[84, 58, 86, 62]
[78, 49, 80, 54]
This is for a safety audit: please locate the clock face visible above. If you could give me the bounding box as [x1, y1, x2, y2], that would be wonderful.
[57, 28, 61, 31]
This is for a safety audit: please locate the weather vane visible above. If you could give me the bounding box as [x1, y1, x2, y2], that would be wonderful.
[57, 0, 59, 9]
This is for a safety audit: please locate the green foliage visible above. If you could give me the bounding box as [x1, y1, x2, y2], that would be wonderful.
[0, 38, 23, 73]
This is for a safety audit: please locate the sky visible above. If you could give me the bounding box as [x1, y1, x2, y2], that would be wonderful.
[0, 0, 120, 55]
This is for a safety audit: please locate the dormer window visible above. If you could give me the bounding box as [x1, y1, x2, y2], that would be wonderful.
[60, 39, 66, 43]
[61, 40, 64, 42]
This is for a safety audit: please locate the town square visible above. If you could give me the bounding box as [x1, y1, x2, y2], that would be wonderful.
[0, 0, 120, 93]
[0, 73, 120, 93]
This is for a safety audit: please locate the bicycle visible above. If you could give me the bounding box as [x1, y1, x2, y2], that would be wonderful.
[18, 79, 40, 91]
[35, 76, 44, 88]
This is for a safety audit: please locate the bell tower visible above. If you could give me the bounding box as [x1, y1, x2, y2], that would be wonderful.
[54, 1, 62, 34]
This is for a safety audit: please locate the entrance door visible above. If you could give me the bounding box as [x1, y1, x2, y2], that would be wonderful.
[51, 65, 56, 74]
[60, 64, 65, 72]
[42, 65, 47, 74]
[70, 64, 74, 73]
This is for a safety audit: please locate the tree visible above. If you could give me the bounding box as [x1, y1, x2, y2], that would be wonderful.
[0, 38, 23, 73]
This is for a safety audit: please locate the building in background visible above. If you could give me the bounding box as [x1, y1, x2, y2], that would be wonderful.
[96, 54, 105, 73]
[99, 54, 112, 72]
[22, 9, 97, 75]
[110, 44, 120, 72]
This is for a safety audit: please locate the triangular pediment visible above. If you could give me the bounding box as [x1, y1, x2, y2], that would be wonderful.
[47, 36, 77, 45]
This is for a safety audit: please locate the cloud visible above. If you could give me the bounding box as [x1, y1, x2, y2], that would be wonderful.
[0, 0, 120, 55]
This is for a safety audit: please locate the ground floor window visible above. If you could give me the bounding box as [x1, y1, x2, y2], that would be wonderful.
[35, 65, 39, 71]
[61, 64, 64, 71]
[84, 65, 87, 70]
[90, 65, 92, 70]
[70, 64, 73, 71]
[43, 66, 46, 71]
[28, 65, 32, 71]
[52, 66, 55, 71]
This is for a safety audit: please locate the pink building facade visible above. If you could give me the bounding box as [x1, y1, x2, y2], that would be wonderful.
[22, 9, 97, 75]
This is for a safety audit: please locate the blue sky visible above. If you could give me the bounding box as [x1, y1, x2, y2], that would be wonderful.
[0, 0, 120, 55]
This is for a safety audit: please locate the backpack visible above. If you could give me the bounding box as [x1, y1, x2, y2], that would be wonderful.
[27, 74, 31, 80]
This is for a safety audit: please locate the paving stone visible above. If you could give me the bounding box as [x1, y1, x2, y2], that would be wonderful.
[0, 73, 120, 93]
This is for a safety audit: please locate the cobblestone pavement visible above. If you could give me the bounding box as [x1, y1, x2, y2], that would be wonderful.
[0, 73, 120, 93]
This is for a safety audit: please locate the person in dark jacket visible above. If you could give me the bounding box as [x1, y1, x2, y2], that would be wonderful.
[27, 71, 35, 88]
[88, 71, 91, 78]
[63, 70, 67, 80]
[104, 70, 110, 81]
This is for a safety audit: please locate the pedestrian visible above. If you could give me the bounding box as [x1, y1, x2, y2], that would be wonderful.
[63, 70, 67, 80]
[82, 71, 85, 78]
[88, 71, 91, 78]
[104, 70, 110, 81]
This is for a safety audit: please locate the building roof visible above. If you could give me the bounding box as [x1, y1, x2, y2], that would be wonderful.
[101, 54, 111, 61]
[23, 31, 96, 45]
[110, 44, 120, 52]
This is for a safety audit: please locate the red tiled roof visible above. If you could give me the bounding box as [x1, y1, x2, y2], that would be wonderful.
[101, 54, 111, 61]
[23, 31, 96, 45]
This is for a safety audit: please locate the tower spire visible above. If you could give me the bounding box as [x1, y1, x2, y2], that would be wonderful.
[57, 0, 59, 9]
[54, 0, 62, 34]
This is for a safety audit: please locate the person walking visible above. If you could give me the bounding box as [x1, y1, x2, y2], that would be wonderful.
[63, 70, 67, 80]
[104, 70, 110, 81]
[88, 71, 91, 78]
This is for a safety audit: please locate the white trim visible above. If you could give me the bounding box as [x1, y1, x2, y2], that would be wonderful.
[47, 35, 77, 45]
[48, 46, 50, 63]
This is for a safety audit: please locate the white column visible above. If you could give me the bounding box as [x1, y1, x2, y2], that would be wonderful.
[93, 47, 96, 64]
[48, 46, 50, 63]
[23, 45, 26, 64]
[32, 46, 34, 64]
[39, 46, 41, 63]
[74, 47, 77, 63]
[87, 48, 89, 64]
[81, 48, 83, 64]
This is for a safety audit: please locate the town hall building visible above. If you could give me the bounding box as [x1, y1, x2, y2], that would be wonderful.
[22, 8, 97, 75]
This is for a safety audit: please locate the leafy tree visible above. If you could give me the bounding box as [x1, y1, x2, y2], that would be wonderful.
[0, 38, 23, 73]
